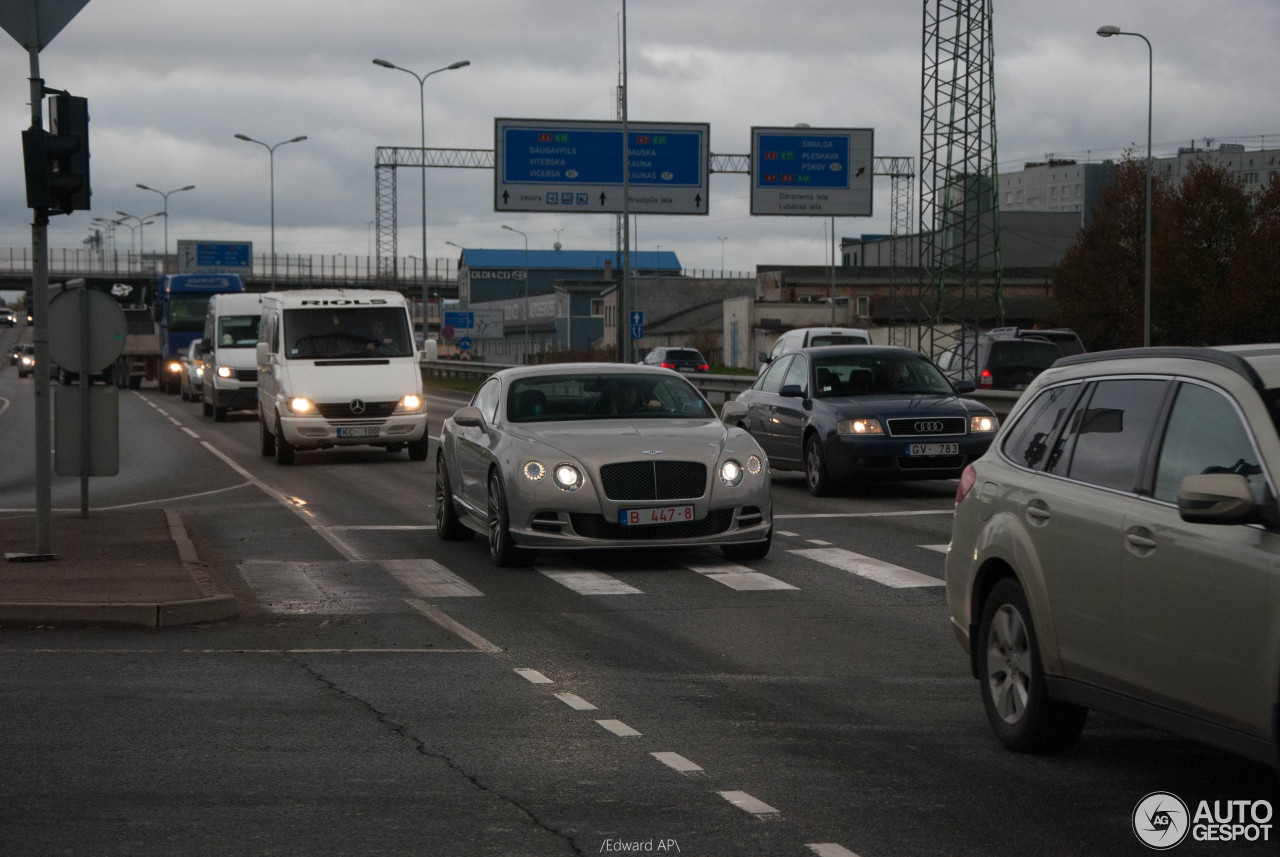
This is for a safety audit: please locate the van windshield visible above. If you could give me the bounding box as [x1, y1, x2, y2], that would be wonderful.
[283, 308, 413, 358]
[217, 315, 261, 347]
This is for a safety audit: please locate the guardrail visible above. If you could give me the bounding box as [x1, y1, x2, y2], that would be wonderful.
[421, 358, 1024, 418]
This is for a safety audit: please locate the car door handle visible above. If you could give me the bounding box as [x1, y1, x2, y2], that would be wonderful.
[1026, 502, 1050, 523]
[1126, 532, 1157, 550]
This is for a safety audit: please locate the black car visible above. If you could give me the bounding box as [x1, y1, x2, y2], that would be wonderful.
[639, 346, 710, 373]
[728, 346, 999, 495]
[936, 332, 1063, 391]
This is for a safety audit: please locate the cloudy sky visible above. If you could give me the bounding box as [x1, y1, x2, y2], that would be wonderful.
[2, 0, 1277, 276]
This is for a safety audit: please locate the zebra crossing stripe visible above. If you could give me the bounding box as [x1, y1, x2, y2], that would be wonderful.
[380, 559, 483, 597]
[788, 548, 943, 588]
[679, 558, 799, 591]
[539, 567, 643, 595]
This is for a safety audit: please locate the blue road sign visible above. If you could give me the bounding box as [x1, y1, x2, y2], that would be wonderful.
[496, 118, 710, 215]
[630, 325, 643, 340]
[630, 311, 643, 326]
[750, 127, 874, 217]
[457, 336, 473, 351]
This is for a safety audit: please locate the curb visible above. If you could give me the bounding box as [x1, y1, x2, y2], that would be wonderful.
[0, 594, 238, 628]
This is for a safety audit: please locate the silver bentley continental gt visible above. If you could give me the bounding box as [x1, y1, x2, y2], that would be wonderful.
[435, 364, 773, 567]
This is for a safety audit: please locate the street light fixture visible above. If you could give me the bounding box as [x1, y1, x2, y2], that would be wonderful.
[502, 224, 529, 363]
[136, 183, 195, 267]
[116, 210, 163, 268]
[373, 57, 471, 319]
[1097, 24, 1153, 348]
[234, 134, 307, 287]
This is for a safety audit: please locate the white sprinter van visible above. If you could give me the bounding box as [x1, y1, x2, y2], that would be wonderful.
[201, 292, 263, 421]
[256, 289, 429, 464]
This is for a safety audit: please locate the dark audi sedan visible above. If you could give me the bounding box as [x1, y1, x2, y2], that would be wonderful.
[727, 346, 999, 494]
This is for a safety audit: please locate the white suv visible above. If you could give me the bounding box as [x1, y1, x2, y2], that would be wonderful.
[946, 345, 1280, 767]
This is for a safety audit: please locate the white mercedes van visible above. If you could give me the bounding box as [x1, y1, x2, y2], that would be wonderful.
[256, 289, 429, 464]
[201, 292, 263, 421]
[760, 326, 872, 366]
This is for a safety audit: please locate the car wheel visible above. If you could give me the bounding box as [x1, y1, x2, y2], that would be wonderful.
[274, 416, 296, 465]
[978, 578, 1087, 753]
[434, 453, 473, 542]
[805, 435, 833, 497]
[722, 528, 772, 561]
[487, 470, 532, 567]
[259, 411, 275, 457]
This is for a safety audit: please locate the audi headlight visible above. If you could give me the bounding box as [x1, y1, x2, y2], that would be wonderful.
[395, 394, 424, 414]
[523, 461, 546, 481]
[720, 459, 744, 487]
[970, 414, 999, 433]
[553, 463, 584, 491]
[216, 365, 233, 379]
[837, 418, 884, 436]
[287, 397, 316, 414]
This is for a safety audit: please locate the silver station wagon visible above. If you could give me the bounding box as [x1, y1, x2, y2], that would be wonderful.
[436, 364, 773, 567]
[947, 345, 1280, 768]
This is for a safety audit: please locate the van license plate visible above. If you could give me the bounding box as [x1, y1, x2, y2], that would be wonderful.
[338, 427, 380, 438]
[619, 505, 695, 526]
[906, 443, 958, 456]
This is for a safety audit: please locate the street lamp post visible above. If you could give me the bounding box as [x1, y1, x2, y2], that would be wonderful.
[718, 236, 728, 273]
[116, 211, 162, 270]
[234, 134, 307, 288]
[502, 225, 529, 363]
[1097, 24, 1153, 348]
[136, 183, 195, 269]
[372, 57, 470, 319]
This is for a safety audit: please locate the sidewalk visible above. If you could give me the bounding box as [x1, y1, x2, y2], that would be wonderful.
[0, 508, 238, 628]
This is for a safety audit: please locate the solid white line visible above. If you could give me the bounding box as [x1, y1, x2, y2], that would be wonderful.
[554, 692, 598, 711]
[790, 547, 943, 588]
[404, 599, 502, 653]
[718, 791, 780, 816]
[806, 845, 862, 857]
[596, 719, 641, 737]
[680, 558, 798, 591]
[200, 440, 364, 561]
[652, 752, 703, 773]
[775, 509, 953, 519]
[539, 567, 642, 595]
[515, 668, 553, 684]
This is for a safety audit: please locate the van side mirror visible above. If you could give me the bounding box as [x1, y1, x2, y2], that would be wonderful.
[255, 342, 270, 365]
[758, 352, 771, 364]
[420, 339, 438, 362]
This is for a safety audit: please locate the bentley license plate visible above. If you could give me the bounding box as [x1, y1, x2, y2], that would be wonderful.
[338, 426, 380, 438]
[906, 442, 959, 456]
[620, 505, 695, 526]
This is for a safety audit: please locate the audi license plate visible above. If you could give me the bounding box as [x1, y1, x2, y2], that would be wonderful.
[620, 505, 695, 526]
[338, 426, 380, 438]
[906, 442, 959, 456]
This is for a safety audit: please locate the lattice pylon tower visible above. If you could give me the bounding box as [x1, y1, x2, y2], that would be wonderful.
[375, 160, 398, 285]
[917, 0, 1002, 374]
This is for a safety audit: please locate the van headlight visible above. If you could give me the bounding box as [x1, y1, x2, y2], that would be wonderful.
[287, 397, 316, 414]
[395, 394, 424, 414]
[216, 365, 233, 379]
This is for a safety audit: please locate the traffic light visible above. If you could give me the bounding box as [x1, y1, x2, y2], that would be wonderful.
[22, 91, 90, 214]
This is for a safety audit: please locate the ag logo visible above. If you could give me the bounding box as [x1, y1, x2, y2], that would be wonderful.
[1133, 792, 1190, 849]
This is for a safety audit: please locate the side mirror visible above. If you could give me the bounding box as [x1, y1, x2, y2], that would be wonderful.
[1177, 473, 1260, 525]
[953, 379, 976, 394]
[255, 342, 270, 366]
[452, 406, 485, 428]
[420, 339, 438, 362]
[198, 339, 212, 355]
[758, 352, 771, 364]
[779, 384, 805, 399]
[721, 400, 748, 424]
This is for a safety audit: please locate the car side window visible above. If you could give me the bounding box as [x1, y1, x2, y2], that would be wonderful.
[781, 355, 808, 395]
[756, 355, 793, 393]
[1059, 378, 1168, 491]
[472, 379, 500, 424]
[1001, 382, 1083, 471]
[1153, 382, 1267, 505]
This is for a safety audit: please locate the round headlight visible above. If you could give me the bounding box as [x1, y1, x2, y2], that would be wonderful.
[720, 459, 744, 487]
[553, 464, 583, 491]
[523, 461, 546, 481]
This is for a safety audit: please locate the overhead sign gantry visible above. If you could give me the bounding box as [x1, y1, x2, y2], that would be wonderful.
[750, 126, 874, 217]
[494, 118, 710, 215]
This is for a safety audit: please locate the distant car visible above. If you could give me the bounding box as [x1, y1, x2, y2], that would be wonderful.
[0, 308, 15, 326]
[14, 343, 35, 378]
[435, 364, 773, 566]
[761, 326, 872, 366]
[731, 345, 998, 495]
[639, 347, 710, 373]
[179, 339, 205, 402]
[947, 345, 1280, 767]
[936, 331, 1063, 391]
[985, 326, 1086, 358]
